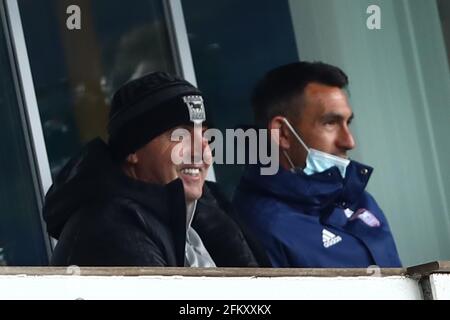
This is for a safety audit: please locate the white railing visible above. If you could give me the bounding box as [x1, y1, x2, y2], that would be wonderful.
[0, 262, 449, 300]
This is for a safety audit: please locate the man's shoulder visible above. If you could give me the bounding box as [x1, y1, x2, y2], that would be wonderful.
[80, 196, 164, 230]
[360, 190, 383, 209]
[353, 190, 391, 225]
[82, 196, 138, 215]
[52, 196, 173, 266]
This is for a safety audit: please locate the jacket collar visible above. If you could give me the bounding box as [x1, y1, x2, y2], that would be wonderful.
[241, 160, 373, 216]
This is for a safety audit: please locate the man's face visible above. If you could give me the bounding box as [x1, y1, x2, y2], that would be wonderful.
[287, 82, 356, 167]
[129, 125, 210, 202]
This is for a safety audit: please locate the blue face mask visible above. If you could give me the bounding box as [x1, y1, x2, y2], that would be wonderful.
[282, 118, 350, 178]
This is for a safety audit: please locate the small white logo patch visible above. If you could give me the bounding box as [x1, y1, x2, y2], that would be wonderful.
[355, 209, 381, 227]
[343, 208, 354, 218]
[183, 95, 206, 123]
[322, 229, 342, 248]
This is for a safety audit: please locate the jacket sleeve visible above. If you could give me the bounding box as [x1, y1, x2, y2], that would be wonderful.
[51, 200, 168, 266]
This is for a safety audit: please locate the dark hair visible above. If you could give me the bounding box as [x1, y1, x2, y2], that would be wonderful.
[251, 61, 349, 127]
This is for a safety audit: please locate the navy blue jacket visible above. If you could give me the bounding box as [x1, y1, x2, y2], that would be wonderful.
[233, 161, 402, 268]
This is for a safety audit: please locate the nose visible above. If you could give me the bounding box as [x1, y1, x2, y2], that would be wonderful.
[337, 125, 356, 152]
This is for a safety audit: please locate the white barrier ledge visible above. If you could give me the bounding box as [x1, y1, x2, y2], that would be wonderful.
[0, 267, 424, 300]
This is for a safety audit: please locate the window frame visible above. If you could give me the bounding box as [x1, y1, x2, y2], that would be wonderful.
[1, 0, 53, 261]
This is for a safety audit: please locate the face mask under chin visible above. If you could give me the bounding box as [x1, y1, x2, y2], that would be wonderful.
[281, 118, 350, 178]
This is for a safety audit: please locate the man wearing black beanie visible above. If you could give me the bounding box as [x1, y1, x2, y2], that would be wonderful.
[43, 72, 269, 267]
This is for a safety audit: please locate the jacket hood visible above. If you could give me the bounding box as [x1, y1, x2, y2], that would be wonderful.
[238, 161, 373, 214]
[43, 138, 183, 238]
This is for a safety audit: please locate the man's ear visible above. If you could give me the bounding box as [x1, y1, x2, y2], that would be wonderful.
[125, 153, 139, 165]
[269, 116, 291, 150]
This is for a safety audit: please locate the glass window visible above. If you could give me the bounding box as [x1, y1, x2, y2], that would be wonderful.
[182, 0, 299, 197]
[437, 0, 450, 65]
[0, 7, 49, 265]
[18, 0, 176, 176]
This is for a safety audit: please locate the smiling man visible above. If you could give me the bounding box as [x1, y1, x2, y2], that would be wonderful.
[233, 62, 402, 268]
[44, 72, 268, 267]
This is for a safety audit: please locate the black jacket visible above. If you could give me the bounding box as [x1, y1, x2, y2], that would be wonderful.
[43, 139, 269, 267]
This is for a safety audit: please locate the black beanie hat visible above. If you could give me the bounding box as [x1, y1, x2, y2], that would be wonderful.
[107, 72, 205, 160]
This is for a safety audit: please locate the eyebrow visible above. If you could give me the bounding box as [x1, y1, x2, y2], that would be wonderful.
[321, 112, 354, 123]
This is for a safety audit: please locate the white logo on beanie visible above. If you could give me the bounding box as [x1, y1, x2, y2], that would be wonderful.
[183, 95, 206, 123]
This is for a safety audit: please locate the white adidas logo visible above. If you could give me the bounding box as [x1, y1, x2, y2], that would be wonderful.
[322, 229, 342, 248]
